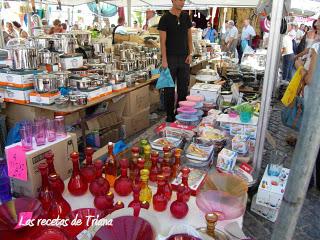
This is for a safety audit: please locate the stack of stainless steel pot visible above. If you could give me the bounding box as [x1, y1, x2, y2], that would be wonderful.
[34, 74, 59, 93]
[54, 71, 71, 88]
[38, 49, 60, 65]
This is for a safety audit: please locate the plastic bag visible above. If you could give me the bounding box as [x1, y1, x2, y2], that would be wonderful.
[156, 68, 175, 89]
[281, 66, 304, 107]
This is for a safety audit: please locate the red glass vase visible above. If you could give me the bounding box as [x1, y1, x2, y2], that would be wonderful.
[38, 162, 52, 214]
[134, 158, 145, 185]
[152, 175, 168, 212]
[81, 147, 96, 183]
[128, 184, 150, 210]
[170, 184, 189, 219]
[68, 152, 88, 196]
[89, 160, 110, 197]
[105, 142, 117, 187]
[94, 191, 114, 211]
[181, 167, 192, 202]
[48, 174, 71, 219]
[45, 151, 64, 193]
[114, 159, 133, 196]
[149, 151, 160, 182]
[162, 166, 173, 201]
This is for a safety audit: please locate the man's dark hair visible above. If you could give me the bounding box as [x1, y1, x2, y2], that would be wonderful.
[12, 21, 21, 28]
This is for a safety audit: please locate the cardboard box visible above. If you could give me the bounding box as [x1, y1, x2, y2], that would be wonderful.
[149, 86, 160, 106]
[256, 166, 290, 209]
[123, 85, 150, 116]
[251, 194, 279, 222]
[29, 91, 61, 105]
[0, 71, 34, 88]
[7, 134, 77, 197]
[190, 83, 221, 102]
[99, 129, 120, 147]
[4, 88, 33, 105]
[122, 107, 150, 137]
[4, 104, 54, 128]
[216, 148, 238, 172]
[108, 95, 127, 120]
[86, 111, 120, 131]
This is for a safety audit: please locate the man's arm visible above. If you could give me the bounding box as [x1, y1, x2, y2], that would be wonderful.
[185, 28, 193, 64]
[159, 30, 168, 68]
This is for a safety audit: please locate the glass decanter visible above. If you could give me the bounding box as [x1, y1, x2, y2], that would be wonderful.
[172, 148, 182, 179]
[143, 144, 152, 170]
[105, 142, 117, 187]
[129, 184, 150, 210]
[140, 139, 148, 157]
[162, 166, 173, 201]
[48, 174, 71, 219]
[153, 175, 168, 212]
[68, 152, 88, 196]
[149, 151, 160, 182]
[81, 147, 96, 183]
[181, 167, 192, 202]
[134, 158, 145, 185]
[170, 184, 189, 219]
[89, 160, 110, 197]
[162, 152, 171, 168]
[130, 146, 140, 180]
[139, 169, 152, 203]
[114, 158, 133, 196]
[45, 151, 64, 193]
[94, 191, 114, 211]
[38, 162, 52, 214]
[197, 213, 229, 240]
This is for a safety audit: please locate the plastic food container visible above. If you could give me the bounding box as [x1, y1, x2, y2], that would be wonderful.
[177, 107, 197, 115]
[175, 114, 200, 126]
[196, 110, 204, 117]
[194, 102, 204, 109]
[186, 95, 205, 103]
[179, 101, 196, 108]
[239, 111, 252, 123]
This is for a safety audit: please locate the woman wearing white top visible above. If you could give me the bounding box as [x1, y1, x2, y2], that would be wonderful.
[281, 31, 295, 81]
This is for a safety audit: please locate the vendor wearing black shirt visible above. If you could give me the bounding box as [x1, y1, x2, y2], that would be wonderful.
[158, 0, 193, 122]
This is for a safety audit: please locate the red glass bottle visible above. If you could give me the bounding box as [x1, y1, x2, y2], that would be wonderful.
[105, 142, 117, 187]
[129, 184, 150, 210]
[172, 148, 182, 179]
[170, 184, 189, 219]
[162, 166, 173, 201]
[38, 162, 52, 214]
[48, 174, 71, 219]
[114, 158, 133, 196]
[68, 152, 88, 196]
[150, 151, 160, 182]
[81, 147, 96, 183]
[162, 152, 171, 168]
[89, 160, 110, 197]
[94, 191, 114, 211]
[130, 146, 140, 180]
[134, 158, 145, 185]
[181, 167, 192, 202]
[153, 175, 168, 212]
[45, 151, 64, 193]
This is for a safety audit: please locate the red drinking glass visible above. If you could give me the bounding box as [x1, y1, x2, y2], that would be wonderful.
[68, 152, 88, 196]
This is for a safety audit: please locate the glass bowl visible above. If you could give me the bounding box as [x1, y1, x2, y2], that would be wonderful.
[196, 190, 246, 221]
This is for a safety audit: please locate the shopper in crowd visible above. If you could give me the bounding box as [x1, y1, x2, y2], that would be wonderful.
[281, 26, 295, 81]
[202, 22, 218, 43]
[49, 19, 63, 34]
[304, 25, 310, 33]
[41, 19, 50, 34]
[240, 19, 256, 51]
[158, 0, 193, 122]
[287, 23, 298, 53]
[220, 20, 229, 48]
[6, 22, 18, 38]
[61, 23, 67, 33]
[1, 20, 13, 45]
[133, 20, 139, 29]
[72, 24, 79, 31]
[225, 20, 238, 55]
[112, 17, 127, 44]
[295, 24, 305, 45]
[296, 20, 318, 55]
[12, 21, 28, 38]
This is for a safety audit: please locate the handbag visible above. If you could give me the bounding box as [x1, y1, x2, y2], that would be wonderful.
[281, 66, 304, 107]
[156, 67, 175, 89]
[281, 83, 304, 131]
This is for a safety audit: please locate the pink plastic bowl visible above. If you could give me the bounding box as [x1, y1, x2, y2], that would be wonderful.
[177, 107, 197, 115]
[179, 101, 196, 108]
[186, 95, 205, 103]
[196, 190, 246, 221]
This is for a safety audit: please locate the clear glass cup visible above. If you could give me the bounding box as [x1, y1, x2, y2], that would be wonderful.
[20, 126, 33, 151]
[34, 121, 46, 146]
[54, 116, 67, 138]
[46, 119, 56, 142]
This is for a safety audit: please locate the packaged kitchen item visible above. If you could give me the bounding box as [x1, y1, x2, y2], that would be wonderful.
[251, 194, 279, 222]
[0, 70, 40, 88]
[150, 136, 182, 151]
[186, 95, 204, 103]
[256, 166, 290, 209]
[186, 142, 214, 161]
[232, 135, 249, 154]
[177, 107, 197, 115]
[229, 123, 244, 136]
[217, 148, 237, 172]
[60, 54, 84, 70]
[4, 88, 33, 104]
[29, 91, 61, 105]
[175, 114, 200, 126]
[243, 125, 257, 139]
[190, 83, 221, 102]
[179, 101, 196, 108]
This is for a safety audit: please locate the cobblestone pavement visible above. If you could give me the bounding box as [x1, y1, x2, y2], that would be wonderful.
[127, 104, 320, 240]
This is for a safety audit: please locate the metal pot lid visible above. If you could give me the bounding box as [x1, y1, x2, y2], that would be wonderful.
[35, 73, 58, 79]
[197, 69, 218, 76]
[54, 71, 71, 76]
[59, 53, 82, 58]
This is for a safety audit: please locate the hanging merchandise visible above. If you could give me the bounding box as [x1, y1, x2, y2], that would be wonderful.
[87, 2, 118, 17]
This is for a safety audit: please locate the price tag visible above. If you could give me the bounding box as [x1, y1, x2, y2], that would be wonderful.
[6, 145, 28, 181]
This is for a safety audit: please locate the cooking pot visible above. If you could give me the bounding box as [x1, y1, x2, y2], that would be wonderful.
[76, 78, 92, 91]
[76, 95, 88, 105]
[54, 71, 71, 88]
[103, 53, 113, 64]
[38, 49, 60, 65]
[34, 74, 59, 93]
[109, 71, 125, 83]
[73, 32, 91, 46]
[120, 50, 126, 61]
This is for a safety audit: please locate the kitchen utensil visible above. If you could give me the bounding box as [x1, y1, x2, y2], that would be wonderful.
[75, 95, 87, 105]
[38, 49, 60, 65]
[54, 71, 71, 88]
[55, 96, 69, 107]
[76, 78, 92, 91]
[34, 74, 59, 93]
